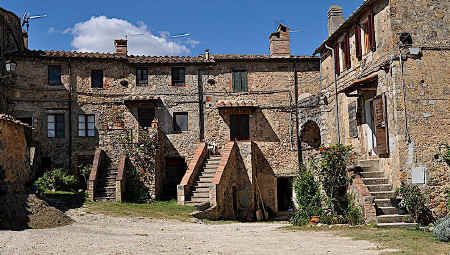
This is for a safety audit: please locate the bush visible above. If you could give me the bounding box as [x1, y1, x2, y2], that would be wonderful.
[433, 214, 450, 242]
[34, 169, 78, 194]
[346, 194, 364, 225]
[290, 166, 322, 226]
[395, 182, 434, 225]
[310, 144, 357, 215]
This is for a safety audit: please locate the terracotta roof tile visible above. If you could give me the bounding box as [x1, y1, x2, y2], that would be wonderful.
[215, 100, 259, 108]
[0, 114, 31, 128]
[212, 54, 318, 60]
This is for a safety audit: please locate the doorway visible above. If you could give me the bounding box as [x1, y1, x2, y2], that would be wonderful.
[163, 157, 187, 199]
[277, 177, 293, 212]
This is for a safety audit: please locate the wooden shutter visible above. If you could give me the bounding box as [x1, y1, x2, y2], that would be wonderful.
[242, 71, 248, 92]
[372, 94, 389, 157]
[355, 24, 362, 60]
[334, 44, 340, 75]
[348, 101, 358, 138]
[232, 71, 241, 92]
[368, 10, 376, 52]
[345, 34, 351, 69]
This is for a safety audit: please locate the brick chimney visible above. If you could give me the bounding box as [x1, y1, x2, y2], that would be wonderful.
[114, 39, 128, 55]
[269, 24, 290, 58]
[328, 5, 345, 36]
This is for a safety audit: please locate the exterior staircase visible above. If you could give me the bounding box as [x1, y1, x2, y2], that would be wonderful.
[359, 160, 416, 228]
[94, 167, 117, 201]
[186, 155, 222, 205]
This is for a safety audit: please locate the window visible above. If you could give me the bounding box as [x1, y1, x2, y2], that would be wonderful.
[48, 65, 62, 85]
[78, 114, 95, 137]
[232, 70, 248, 92]
[173, 112, 188, 132]
[362, 21, 370, 55]
[91, 70, 103, 88]
[48, 114, 65, 138]
[230, 114, 249, 140]
[171, 67, 185, 86]
[136, 67, 148, 86]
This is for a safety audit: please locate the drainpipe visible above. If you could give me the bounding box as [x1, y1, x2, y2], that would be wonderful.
[197, 69, 204, 142]
[68, 60, 73, 172]
[324, 44, 341, 144]
[398, 45, 411, 143]
[293, 60, 303, 168]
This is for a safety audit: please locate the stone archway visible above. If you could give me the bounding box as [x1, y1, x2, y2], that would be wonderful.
[300, 120, 321, 149]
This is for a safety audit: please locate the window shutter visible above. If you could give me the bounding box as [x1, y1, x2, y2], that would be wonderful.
[242, 71, 248, 92]
[372, 94, 389, 157]
[334, 44, 340, 75]
[355, 24, 362, 60]
[348, 101, 358, 138]
[345, 34, 351, 69]
[232, 71, 237, 91]
[369, 10, 376, 52]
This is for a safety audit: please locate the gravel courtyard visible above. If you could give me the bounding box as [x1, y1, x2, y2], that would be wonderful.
[0, 209, 385, 255]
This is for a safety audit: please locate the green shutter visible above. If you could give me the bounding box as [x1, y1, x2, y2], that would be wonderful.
[242, 71, 248, 92]
[232, 71, 236, 91]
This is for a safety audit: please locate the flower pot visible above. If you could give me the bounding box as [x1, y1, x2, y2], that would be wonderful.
[310, 216, 320, 225]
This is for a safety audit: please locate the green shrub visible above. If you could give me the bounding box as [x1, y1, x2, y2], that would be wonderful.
[433, 214, 450, 242]
[346, 194, 364, 225]
[34, 168, 78, 194]
[395, 182, 434, 225]
[290, 166, 322, 226]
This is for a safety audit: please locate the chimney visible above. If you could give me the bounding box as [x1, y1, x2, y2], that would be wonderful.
[269, 24, 290, 58]
[328, 5, 345, 36]
[22, 29, 28, 49]
[205, 49, 210, 60]
[114, 39, 128, 55]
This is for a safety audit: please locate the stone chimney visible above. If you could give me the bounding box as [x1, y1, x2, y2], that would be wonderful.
[269, 24, 290, 58]
[114, 39, 128, 55]
[327, 5, 345, 36]
[22, 29, 28, 49]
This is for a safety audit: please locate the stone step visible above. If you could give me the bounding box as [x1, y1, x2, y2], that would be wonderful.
[204, 164, 219, 169]
[94, 196, 116, 202]
[192, 186, 209, 192]
[200, 172, 216, 178]
[362, 178, 389, 185]
[371, 191, 395, 199]
[206, 160, 220, 164]
[199, 176, 214, 181]
[374, 199, 393, 207]
[192, 190, 209, 195]
[367, 184, 393, 192]
[185, 201, 204, 206]
[361, 171, 385, 178]
[377, 214, 413, 224]
[192, 192, 209, 198]
[96, 186, 116, 192]
[377, 207, 398, 215]
[376, 222, 417, 228]
[208, 156, 222, 161]
[194, 182, 211, 187]
[358, 160, 380, 169]
[203, 169, 217, 174]
[191, 197, 210, 203]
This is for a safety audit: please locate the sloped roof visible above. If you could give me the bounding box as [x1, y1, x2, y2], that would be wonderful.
[0, 114, 31, 128]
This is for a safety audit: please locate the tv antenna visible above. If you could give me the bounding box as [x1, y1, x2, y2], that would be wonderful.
[21, 11, 48, 32]
[273, 19, 303, 33]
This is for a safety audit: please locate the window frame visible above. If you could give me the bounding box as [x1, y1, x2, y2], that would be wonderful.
[136, 67, 148, 86]
[230, 114, 250, 141]
[171, 67, 185, 86]
[48, 65, 62, 86]
[91, 70, 104, 88]
[78, 114, 95, 137]
[48, 113, 65, 138]
[232, 70, 248, 92]
[173, 112, 188, 132]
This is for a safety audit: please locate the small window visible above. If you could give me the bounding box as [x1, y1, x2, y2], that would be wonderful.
[230, 114, 249, 140]
[48, 65, 62, 85]
[136, 67, 148, 86]
[91, 70, 103, 88]
[48, 114, 65, 138]
[171, 67, 185, 86]
[78, 114, 95, 137]
[232, 70, 248, 92]
[173, 112, 188, 132]
[138, 108, 155, 129]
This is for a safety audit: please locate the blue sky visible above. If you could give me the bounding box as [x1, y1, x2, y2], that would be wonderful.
[2, 1, 363, 56]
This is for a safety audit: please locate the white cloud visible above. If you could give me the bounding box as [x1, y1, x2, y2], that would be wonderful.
[65, 16, 194, 56]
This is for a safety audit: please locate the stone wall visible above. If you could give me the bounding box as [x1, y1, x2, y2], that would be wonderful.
[0, 115, 30, 193]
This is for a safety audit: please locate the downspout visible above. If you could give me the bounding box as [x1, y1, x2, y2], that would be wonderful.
[398, 45, 411, 143]
[68, 60, 73, 172]
[197, 69, 204, 142]
[293, 60, 302, 168]
[324, 44, 341, 144]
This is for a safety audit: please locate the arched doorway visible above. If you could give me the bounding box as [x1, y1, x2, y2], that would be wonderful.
[301, 121, 321, 149]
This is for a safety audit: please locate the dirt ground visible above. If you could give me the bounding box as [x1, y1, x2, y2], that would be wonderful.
[0, 208, 387, 255]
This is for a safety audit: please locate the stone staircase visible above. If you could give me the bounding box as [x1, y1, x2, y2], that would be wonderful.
[359, 160, 416, 228]
[94, 167, 117, 201]
[186, 155, 222, 205]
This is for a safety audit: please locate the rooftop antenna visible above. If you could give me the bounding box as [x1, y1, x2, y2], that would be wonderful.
[21, 10, 48, 32]
[273, 19, 303, 33]
[124, 33, 144, 40]
[171, 33, 191, 38]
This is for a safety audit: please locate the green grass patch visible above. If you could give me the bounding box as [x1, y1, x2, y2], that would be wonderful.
[283, 225, 450, 255]
[84, 200, 196, 221]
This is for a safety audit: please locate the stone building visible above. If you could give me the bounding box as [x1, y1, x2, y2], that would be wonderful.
[4, 20, 320, 218]
[314, 0, 449, 224]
